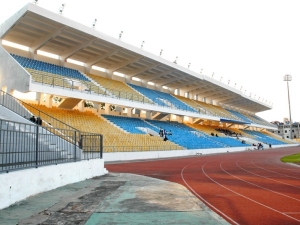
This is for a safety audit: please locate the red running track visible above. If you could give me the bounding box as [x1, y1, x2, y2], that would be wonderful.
[106, 147, 300, 225]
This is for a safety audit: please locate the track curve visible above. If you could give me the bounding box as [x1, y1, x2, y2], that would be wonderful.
[106, 147, 300, 224]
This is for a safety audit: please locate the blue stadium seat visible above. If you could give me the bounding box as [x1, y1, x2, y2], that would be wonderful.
[128, 84, 198, 113]
[243, 130, 286, 145]
[10, 54, 90, 82]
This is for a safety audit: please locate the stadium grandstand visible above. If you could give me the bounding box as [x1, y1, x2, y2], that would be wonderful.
[0, 3, 298, 210]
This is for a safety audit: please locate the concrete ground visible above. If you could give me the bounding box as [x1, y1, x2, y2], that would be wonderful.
[0, 173, 229, 225]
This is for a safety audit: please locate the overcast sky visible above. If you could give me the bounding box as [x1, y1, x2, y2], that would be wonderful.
[1, 0, 299, 122]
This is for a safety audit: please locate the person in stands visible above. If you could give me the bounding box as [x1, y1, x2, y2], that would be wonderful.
[30, 115, 36, 123]
[78, 136, 83, 149]
[36, 117, 42, 125]
[159, 127, 163, 137]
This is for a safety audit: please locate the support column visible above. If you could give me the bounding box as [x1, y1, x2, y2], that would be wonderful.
[59, 57, 65, 67]
[97, 104, 103, 114]
[127, 108, 133, 117]
[78, 100, 84, 112]
[146, 111, 152, 120]
[85, 64, 91, 74]
[105, 103, 111, 114]
[106, 70, 113, 79]
[124, 75, 131, 84]
[45, 95, 53, 108]
[141, 80, 148, 88]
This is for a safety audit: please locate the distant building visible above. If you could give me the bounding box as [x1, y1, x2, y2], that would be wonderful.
[270, 122, 300, 139]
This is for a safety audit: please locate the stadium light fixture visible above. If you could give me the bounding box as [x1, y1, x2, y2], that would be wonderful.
[59, 3, 65, 15]
[92, 19, 97, 29]
[283, 74, 293, 139]
[119, 31, 123, 39]
[141, 41, 145, 49]
[160, 49, 163, 56]
[173, 56, 178, 64]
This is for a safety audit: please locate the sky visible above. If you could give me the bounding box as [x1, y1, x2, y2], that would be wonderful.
[0, 0, 299, 123]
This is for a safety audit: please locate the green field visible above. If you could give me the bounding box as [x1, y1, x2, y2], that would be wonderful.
[281, 153, 300, 163]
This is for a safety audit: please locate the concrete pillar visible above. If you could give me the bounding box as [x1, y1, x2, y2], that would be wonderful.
[155, 84, 162, 92]
[78, 100, 84, 112]
[106, 70, 113, 79]
[37, 93, 46, 105]
[35, 92, 41, 103]
[141, 80, 148, 87]
[59, 58, 65, 67]
[97, 104, 102, 114]
[85, 64, 91, 74]
[124, 75, 131, 84]
[105, 103, 111, 114]
[127, 108, 133, 117]
[45, 95, 53, 108]
[146, 111, 152, 120]
[29, 49, 35, 59]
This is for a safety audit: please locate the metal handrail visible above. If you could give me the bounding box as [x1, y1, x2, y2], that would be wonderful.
[0, 118, 103, 173]
[30, 71, 209, 114]
[0, 90, 79, 133]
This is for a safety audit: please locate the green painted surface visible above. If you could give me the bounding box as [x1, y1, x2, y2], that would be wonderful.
[86, 211, 219, 225]
[0, 179, 92, 225]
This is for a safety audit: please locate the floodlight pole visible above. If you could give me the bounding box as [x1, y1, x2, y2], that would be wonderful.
[284, 74, 292, 139]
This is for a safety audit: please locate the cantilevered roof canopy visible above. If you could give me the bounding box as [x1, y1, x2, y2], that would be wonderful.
[0, 3, 271, 113]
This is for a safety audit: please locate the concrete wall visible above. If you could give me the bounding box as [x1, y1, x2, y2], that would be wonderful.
[103, 144, 298, 162]
[0, 46, 30, 93]
[0, 158, 107, 210]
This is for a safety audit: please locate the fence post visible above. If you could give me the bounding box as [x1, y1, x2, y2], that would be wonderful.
[35, 125, 39, 168]
[100, 135, 103, 159]
[74, 131, 77, 162]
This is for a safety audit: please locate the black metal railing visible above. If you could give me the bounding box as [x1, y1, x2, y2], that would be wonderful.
[0, 90, 79, 132]
[0, 119, 72, 172]
[0, 118, 103, 173]
[0, 91, 104, 173]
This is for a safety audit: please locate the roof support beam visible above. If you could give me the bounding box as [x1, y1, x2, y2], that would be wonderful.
[108, 56, 144, 71]
[30, 25, 66, 52]
[143, 70, 173, 82]
[126, 63, 159, 78]
[156, 76, 186, 86]
[86, 48, 121, 66]
[60, 38, 98, 59]
[170, 81, 199, 91]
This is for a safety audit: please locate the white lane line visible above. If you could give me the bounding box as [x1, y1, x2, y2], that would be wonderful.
[251, 159, 300, 180]
[236, 160, 300, 189]
[201, 161, 300, 223]
[265, 157, 300, 173]
[284, 212, 300, 215]
[180, 160, 239, 225]
[236, 161, 300, 188]
[220, 161, 300, 202]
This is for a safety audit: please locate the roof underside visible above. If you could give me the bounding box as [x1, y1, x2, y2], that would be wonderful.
[0, 3, 271, 113]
